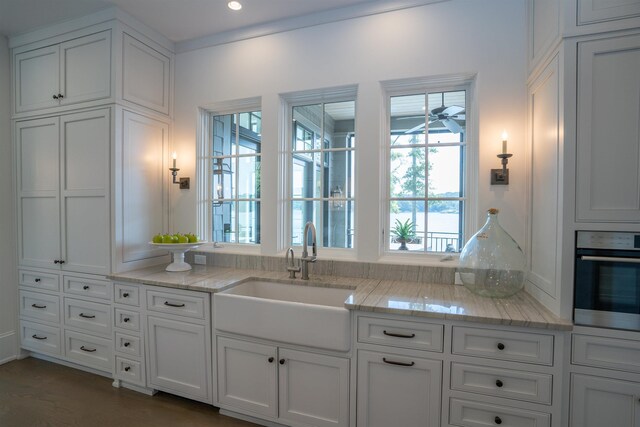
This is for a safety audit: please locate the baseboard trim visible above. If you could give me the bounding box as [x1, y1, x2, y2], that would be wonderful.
[0, 331, 17, 364]
[219, 409, 286, 427]
[30, 353, 112, 379]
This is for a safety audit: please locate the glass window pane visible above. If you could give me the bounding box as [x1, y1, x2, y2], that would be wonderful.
[212, 201, 235, 243]
[291, 200, 321, 246]
[324, 200, 354, 249]
[238, 201, 260, 244]
[292, 153, 321, 199]
[237, 155, 260, 199]
[324, 101, 355, 149]
[428, 91, 465, 143]
[389, 200, 425, 251]
[212, 114, 235, 156]
[212, 158, 234, 200]
[427, 200, 462, 253]
[428, 146, 462, 198]
[390, 94, 425, 146]
[293, 104, 322, 151]
[390, 147, 426, 198]
[324, 149, 353, 199]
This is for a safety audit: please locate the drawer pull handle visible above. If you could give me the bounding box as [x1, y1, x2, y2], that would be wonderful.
[164, 301, 185, 308]
[495, 379, 503, 388]
[494, 416, 502, 425]
[31, 334, 47, 340]
[31, 304, 47, 309]
[79, 313, 95, 319]
[268, 357, 274, 363]
[80, 346, 96, 353]
[279, 359, 286, 365]
[123, 342, 130, 347]
[34, 278, 41, 283]
[124, 366, 131, 372]
[383, 357, 415, 367]
[497, 342, 505, 350]
[123, 317, 130, 323]
[53, 259, 66, 264]
[83, 285, 90, 290]
[122, 292, 130, 298]
[383, 330, 416, 339]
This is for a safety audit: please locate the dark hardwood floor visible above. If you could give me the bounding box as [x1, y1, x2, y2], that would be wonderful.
[0, 357, 258, 427]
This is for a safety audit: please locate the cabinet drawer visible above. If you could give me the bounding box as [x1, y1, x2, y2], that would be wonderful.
[572, 333, 640, 373]
[65, 330, 112, 372]
[20, 320, 62, 356]
[64, 298, 111, 336]
[115, 332, 142, 357]
[115, 356, 144, 386]
[449, 398, 550, 427]
[64, 276, 110, 300]
[20, 290, 60, 323]
[114, 308, 140, 332]
[114, 283, 140, 306]
[450, 363, 552, 405]
[452, 327, 554, 366]
[146, 289, 206, 320]
[357, 316, 443, 352]
[19, 270, 59, 292]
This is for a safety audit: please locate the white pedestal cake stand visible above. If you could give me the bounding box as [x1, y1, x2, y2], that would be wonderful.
[149, 242, 206, 272]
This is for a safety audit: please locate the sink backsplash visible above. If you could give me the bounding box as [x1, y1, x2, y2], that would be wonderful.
[186, 252, 456, 285]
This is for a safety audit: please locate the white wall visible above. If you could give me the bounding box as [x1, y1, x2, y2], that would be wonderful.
[0, 35, 17, 363]
[173, 0, 528, 262]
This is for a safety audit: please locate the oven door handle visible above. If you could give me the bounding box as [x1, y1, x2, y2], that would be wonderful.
[580, 255, 640, 264]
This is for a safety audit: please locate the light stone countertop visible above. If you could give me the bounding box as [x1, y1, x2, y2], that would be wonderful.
[108, 264, 572, 331]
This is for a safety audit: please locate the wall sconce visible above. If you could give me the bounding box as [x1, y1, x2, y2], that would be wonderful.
[169, 152, 190, 189]
[212, 157, 232, 207]
[490, 131, 512, 185]
[330, 185, 344, 209]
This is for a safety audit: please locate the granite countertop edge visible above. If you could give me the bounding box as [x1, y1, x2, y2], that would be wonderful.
[108, 265, 573, 331]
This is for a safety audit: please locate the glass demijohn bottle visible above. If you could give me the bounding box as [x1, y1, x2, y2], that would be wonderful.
[457, 208, 526, 298]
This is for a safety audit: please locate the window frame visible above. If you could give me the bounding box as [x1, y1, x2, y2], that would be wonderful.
[281, 86, 358, 258]
[196, 97, 262, 253]
[381, 75, 477, 261]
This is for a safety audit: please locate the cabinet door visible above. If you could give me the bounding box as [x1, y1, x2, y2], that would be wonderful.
[576, 34, 640, 222]
[60, 109, 110, 274]
[16, 117, 61, 269]
[217, 336, 277, 418]
[357, 349, 442, 427]
[279, 348, 349, 427]
[14, 45, 60, 113]
[59, 31, 111, 106]
[571, 374, 640, 427]
[147, 316, 209, 402]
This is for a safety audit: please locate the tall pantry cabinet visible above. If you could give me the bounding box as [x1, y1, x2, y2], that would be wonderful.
[12, 12, 173, 375]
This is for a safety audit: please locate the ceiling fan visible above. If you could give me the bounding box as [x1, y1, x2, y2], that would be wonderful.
[402, 93, 466, 135]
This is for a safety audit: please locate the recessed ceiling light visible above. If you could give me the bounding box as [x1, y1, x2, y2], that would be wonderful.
[228, 1, 242, 11]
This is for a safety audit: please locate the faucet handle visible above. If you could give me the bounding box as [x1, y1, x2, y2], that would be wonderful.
[286, 247, 301, 278]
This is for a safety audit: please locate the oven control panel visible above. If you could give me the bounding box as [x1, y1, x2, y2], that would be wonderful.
[577, 231, 640, 250]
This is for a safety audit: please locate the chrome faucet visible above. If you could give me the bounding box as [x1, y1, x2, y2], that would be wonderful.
[300, 221, 317, 280]
[285, 247, 301, 279]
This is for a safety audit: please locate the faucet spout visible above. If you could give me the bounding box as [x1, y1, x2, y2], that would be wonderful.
[300, 221, 317, 279]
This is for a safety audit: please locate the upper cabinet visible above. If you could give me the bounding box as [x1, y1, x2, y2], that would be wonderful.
[576, 33, 640, 223]
[578, 0, 640, 26]
[14, 31, 112, 114]
[122, 33, 171, 115]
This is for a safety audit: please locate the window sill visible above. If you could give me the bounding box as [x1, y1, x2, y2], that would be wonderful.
[195, 243, 261, 255]
[378, 251, 460, 268]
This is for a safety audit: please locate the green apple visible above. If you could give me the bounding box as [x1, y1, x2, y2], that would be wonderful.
[152, 233, 163, 244]
[177, 234, 189, 243]
[186, 233, 198, 243]
[161, 234, 173, 244]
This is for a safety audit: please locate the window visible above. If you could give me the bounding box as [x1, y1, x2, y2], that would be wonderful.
[289, 100, 355, 249]
[387, 89, 468, 253]
[208, 110, 261, 244]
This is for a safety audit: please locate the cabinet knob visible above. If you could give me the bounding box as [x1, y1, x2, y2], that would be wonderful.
[497, 342, 505, 351]
[279, 359, 285, 365]
[34, 278, 41, 283]
[122, 292, 130, 298]
[58, 93, 64, 99]
[124, 342, 130, 347]
[268, 357, 274, 363]
[83, 285, 90, 290]
[124, 366, 130, 372]
[52, 94, 58, 100]
[123, 317, 130, 323]
[494, 416, 502, 425]
[496, 379, 503, 388]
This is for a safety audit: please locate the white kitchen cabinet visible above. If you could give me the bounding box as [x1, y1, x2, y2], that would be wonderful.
[571, 373, 640, 427]
[576, 33, 640, 222]
[14, 31, 111, 114]
[216, 335, 350, 426]
[357, 349, 442, 427]
[16, 109, 111, 275]
[578, 0, 640, 25]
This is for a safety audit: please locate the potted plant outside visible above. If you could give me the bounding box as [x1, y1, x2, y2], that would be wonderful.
[391, 219, 416, 250]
